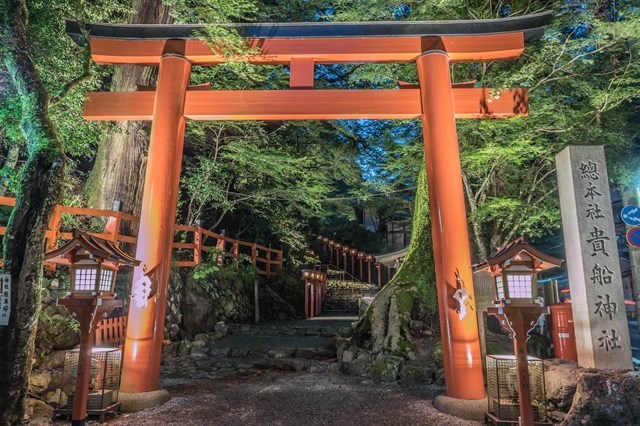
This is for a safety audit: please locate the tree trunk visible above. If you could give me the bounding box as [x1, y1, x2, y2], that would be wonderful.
[85, 0, 172, 220]
[352, 166, 436, 355]
[0, 141, 21, 195]
[0, 0, 66, 423]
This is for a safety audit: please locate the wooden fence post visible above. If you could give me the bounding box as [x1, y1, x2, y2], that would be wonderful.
[194, 220, 202, 265]
[266, 244, 272, 277]
[46, 204, 63, 252]
[233, 240, 239, 263]
[44, 204, 63, 273]
[102, 200, 123, 242]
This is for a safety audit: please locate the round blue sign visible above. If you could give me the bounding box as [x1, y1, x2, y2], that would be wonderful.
[621, 205, 640, 227]
[626, 227, 640, 248]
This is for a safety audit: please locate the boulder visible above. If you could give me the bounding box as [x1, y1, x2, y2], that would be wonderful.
[399, 364, 434, 383]
[48, 314, 80, 350]
[230, 348, 249, 358]
[341, 350, 355, 363]
[48, 370, 63, 391]
[178, 340, 193, 356]
[36, 309, 80, 353]
[371, 355, 403, 382]
[346, 353, 372, 376]
[29, 372, 51, 394]
[24, 397, 53, 421]
[562, 370, 640, 425]
[161, 342, 179, 360]
[38, 350, 66, 371]
[432, 341, 444, 368]
[28, 418, 52, 426]
[44, 389, 67, 408]
[544, 359, 584, 412]
[334, 336, 351, 360]
[209, 347, 230, 357]
[183, 277, 217, 336]
[214, 321, 228, 334]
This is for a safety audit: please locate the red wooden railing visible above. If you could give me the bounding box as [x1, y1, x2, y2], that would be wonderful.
[316, 235, 399, 288]
[0, 196, 282, 276]
[94, 315, 128, 348]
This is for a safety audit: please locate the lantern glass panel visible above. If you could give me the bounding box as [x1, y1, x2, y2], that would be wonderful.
[507, 274, 533, 299]
[495, 275, 505, 300]
[74, 268, 97, 292]
[99, 269, 115, 292]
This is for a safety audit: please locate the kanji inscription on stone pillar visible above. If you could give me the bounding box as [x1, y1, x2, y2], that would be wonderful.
[556, 145, 633, 370]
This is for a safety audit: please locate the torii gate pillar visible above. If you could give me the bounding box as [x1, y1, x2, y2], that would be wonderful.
[417, 51, 485, 399]
[121, 54, 191, 392]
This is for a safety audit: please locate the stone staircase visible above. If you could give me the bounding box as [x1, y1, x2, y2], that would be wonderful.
[160, 318, 352, 386]
[322, 269, 378, 314]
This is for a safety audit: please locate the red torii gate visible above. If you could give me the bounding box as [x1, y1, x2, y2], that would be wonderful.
[67, 12, 550, 400]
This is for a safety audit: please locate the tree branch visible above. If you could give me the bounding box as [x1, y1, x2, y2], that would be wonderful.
[49, 0, 91, 106]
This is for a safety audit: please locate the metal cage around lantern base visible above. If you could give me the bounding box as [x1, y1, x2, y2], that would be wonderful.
[485, 355, 550, 426]
[54, 348, 122, 422]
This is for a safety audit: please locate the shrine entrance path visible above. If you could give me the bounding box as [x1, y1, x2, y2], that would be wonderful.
[105, 371, 479, 426]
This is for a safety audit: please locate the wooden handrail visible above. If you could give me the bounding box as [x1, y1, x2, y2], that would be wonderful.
[316, 234, 399, 287]
[0, 196, 283, 276]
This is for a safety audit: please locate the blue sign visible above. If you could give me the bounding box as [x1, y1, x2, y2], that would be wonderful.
[627, 227, 640, 248]
[621, 205, 640, 226]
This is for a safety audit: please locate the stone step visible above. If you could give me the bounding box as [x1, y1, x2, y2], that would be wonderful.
[227, 323, 350, 337]
[160, 354, 340, 386]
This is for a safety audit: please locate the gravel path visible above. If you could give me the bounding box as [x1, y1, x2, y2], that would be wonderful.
[107, 371, 480, 426]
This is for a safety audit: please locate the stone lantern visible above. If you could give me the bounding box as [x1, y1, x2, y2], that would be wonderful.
[474, 237, 562, 426]
[46, 230, 139, 300]
[46, 231, 139, 426]
[475, 237, 562, 307]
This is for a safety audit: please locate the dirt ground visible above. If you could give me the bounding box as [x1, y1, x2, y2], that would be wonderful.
[102, 371, 480, 426]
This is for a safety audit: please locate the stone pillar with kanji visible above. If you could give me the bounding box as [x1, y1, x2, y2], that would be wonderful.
[556, 145, 633, 370]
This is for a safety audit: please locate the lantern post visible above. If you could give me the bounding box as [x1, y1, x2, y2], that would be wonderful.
[474, 237, 563, 426]
[301, 269, 312, 318]
[342, 248, 348, 274]
[45, 231, 140, 426]
[358, 252, 365, 280]
[350, 248, 357, 277]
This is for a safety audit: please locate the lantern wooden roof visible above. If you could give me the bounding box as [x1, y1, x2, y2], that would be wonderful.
[45, 230, 140, 266]
[473, 236, 563, 273]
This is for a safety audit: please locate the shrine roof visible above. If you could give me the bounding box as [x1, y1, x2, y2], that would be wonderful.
[473, 236, 564, 272]
[66, 12, 551, 44]
[45, 230, 140, 266]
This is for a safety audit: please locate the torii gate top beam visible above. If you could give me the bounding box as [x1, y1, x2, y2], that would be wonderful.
[65, 12, 550, 65]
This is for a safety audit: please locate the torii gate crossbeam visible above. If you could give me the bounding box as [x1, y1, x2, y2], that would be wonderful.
[67, 12, 550, 401]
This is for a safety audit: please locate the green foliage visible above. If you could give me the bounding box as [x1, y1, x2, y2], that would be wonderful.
[190, 256, 257, 322]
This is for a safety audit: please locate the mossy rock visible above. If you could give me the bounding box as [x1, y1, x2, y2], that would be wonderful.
[399, 364, 435, 383]
[371, 355, 404, 382]
[432, 341, 444, 368]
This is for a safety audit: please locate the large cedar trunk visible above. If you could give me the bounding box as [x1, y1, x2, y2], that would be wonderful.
[85, 0, 172, 218]
[352, 166, 437, 354]
[0, 0, 66, 423]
